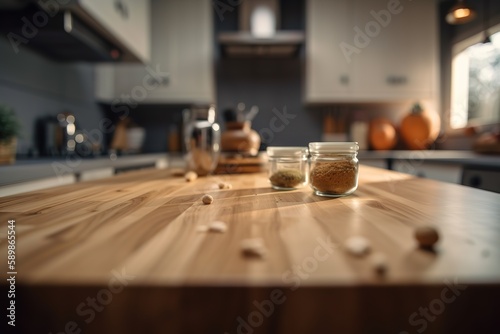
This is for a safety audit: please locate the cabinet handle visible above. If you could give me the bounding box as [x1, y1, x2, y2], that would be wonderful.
[469, 175, 482, 188]
[115, 0, 129, 19]
[340, 75, 349, 85]
[386, 76, 407, 85]
[147, 74, 170, 86]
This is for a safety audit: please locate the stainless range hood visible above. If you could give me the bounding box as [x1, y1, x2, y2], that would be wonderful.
[218, 0, 304, 58]
[0, 2, 139, 62]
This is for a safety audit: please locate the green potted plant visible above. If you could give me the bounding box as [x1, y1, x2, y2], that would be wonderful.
[0, 105, 21, 164]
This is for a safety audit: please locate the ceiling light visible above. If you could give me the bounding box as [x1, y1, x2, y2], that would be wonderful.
[250, 5, 276, 38]
[446, 0, 476, 25]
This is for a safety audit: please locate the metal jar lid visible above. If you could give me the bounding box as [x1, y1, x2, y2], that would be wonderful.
[308, 142, 359, 154]
[266, 146, 309, 158]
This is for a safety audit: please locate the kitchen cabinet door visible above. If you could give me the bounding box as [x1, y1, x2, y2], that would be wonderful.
[352, 0, 438, 101]
[392, 161, 462, 184]
[107, 0, 214, 105]
[305, 0, 354, 103]
[78, 0, 150, 63]
[462, 168, 500, 193]
[305, 0, 438, 103]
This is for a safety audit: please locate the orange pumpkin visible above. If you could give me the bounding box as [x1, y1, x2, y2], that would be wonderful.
[400, 103, 440, 150]
[369, 118, 397, 150]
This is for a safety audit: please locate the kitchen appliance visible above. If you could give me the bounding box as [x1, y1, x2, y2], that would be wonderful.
[109, 119, 145, 154]
[36, 112, 97, 157]
[183, 105, 221, 176]
[215, 104, 266, 174]
[126, 127, 146, 153]
[0, 2, 136, 62]
[217, 0, 304, 57]
[36, 114, 64, 156]
[220, 104, 261, 156]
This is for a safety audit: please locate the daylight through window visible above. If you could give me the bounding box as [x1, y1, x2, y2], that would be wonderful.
[451, 30, 500, 128]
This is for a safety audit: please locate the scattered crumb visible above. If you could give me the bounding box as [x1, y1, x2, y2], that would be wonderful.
[370, 252, 388, 275]
[241, 238, 267, 258]
[344, 236, 371, 257]
[185, 171, 198, 182]
[415, 225, 439, 248]
[202, 194, 213, 205]
[218, 182, 232, 190]
[208, 221, 227, 233]
[197, 221, 228, 233]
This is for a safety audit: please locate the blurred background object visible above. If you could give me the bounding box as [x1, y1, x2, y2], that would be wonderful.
[221, 103, 261, 156]
[0, 104, 21, 164]
[369, 118, 397, 151]
[183, 105, 221, 175]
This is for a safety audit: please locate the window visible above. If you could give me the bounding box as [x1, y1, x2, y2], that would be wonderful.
[450, 28, 500, 129]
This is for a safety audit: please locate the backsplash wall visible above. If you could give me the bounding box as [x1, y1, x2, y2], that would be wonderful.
[0, 38, 102, 155]
[214, 0, 323, 148]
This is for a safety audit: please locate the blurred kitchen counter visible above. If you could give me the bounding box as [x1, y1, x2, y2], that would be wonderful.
[359, 150, 500, 193]
[358, 150, 500, 168]
[1, 166, 499, 333]
[2, 150, 500, 196]
[0, 153, 169, 196]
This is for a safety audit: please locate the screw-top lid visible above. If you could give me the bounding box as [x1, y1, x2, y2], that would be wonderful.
[266, 146, 308, 157]
[308, 142, 359, 154]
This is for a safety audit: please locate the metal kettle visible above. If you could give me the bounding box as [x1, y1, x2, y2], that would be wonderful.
[182, 105, 221, 176]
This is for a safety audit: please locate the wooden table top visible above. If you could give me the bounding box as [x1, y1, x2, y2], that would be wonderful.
[1, 165, 500, 333]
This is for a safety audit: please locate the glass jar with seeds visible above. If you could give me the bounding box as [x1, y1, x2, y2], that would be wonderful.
[266, 146, 309, 190]
[308, 142, 359, 197]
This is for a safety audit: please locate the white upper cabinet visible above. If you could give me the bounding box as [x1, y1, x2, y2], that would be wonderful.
[306, 0, 438, 103]
[96, 0, 215, 105]
[78, 0, 150, 63]
[305, 0, 354, 101]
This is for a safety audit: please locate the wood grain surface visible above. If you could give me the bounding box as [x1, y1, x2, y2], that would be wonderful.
[1, 165, 499, 333]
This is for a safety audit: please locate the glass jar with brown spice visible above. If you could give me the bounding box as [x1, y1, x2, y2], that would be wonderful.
[308, 142, 359, 197]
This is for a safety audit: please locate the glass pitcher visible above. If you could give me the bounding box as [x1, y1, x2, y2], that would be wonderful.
[182, 105, 221, 176]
